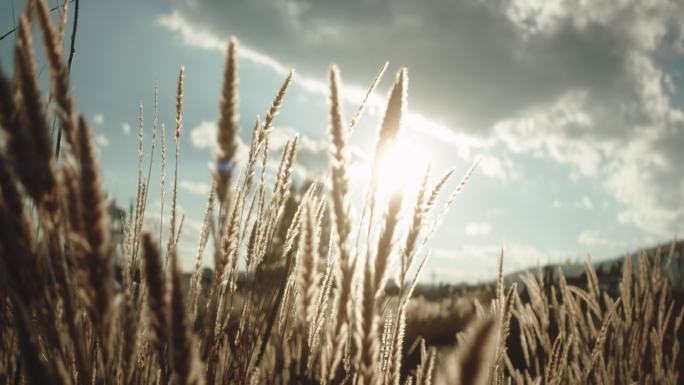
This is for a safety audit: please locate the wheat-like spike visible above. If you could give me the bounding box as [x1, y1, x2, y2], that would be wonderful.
[0, 271, 63, 385]
[370, 68, 407, 192]
[260, 136, 298, 255]
[356, 253, 380, 385]
[12, 15, 57, 203]
[545, 334, 564, 381]
[310, 252, 335, 353]
[380, 313, 395, 376]
[424, 159, 480, 242]
[374, 68, 407, 162]
[437, 316, 498, 385]
[120, 277, 140, 385]
[216, 38, 239, 205]
[0, 153, 39, 304]
[665, 239, 677, 269]
[493, 282, 517, 384]
[567, 286, 601, 319]
[262, 70, 294, 134]
[74, 115, 114, 367]
[241, 115, 262, 200]
[57, 0, 69, 42]
[552, 335, 573, 385]
[0, 64, 24, 149]
[169, 249, 203, 385]
[167, 66, 184, 262]
[296, 201, 320, 328]
[586, 298, 621, 376]
[461, 317, 498, 385]
[328, 65, 353, 266]
[131, 104, 145, 259]
[349, 61, 389, 132]
[142, 231, 169, 377]
[357, 68, 407, 255]
[326, 67, 360, 382]
[423, 347, 437, 385]
[160, 122, 167, 248]
[139, 82, 161, 270]
[400, 164, 431, 289]
[51, 190, 83, 380]
[497, 250, 505, 304]
[218, 187, 243, 292]
[374, 189, 404, 295]
[174, 214, 185, 251]
[620, 254, 633, 320]
[386, 304, 407, 385]
[584, 256, 600, 303]
[280, 183, 318, 265]
[189, 182, 215, 316]
[272, 135, 299, 207]
[33, 0, 78, 152]
[445, 158, 481, 208]
[425, 167, 456, 210]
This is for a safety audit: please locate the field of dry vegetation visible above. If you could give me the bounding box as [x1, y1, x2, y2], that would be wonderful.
[0, 2, 683, 385]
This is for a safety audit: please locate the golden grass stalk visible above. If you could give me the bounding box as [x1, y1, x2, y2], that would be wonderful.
[400, 164, 431, 288]
[167, 67, 184, 261]
[73, 115, 114, 368]
[373, 68, 407, 167]
[373, 189, 403, 295]
[437, 316, 498, 385]
[349, 61, 389, 131]
[216, 38, 239, 206]
[356, 254, 380, 385]
[327, 65, 358, 381]
[296, 200, 320, 327]
[169, 249, 203, 385]
[142, 231, 169, 379]
[12, 15, 57, 203]
[33, 0, 78, 152]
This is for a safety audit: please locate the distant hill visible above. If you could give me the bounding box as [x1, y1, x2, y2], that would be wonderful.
[410, 240, 684, 301]
[503, 239, 684, 294]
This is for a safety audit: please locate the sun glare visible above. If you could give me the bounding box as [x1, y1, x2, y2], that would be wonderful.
[373, 139, 429, 204]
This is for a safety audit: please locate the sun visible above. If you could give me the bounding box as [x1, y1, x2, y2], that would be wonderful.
[372, 138, 429, 204]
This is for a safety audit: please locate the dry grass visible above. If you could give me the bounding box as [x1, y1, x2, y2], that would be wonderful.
[0, 2, 682, 385]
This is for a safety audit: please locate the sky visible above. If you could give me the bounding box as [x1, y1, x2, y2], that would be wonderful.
[1, 0, 683, 283]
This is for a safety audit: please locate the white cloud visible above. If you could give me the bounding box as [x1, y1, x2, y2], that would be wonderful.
[581, 196, 593, 210]
[189, 120, 327, 183]
[603, 142, 683, 235]
[578, 229, 625, 249]
[433, 242, 568, 282]
[180, 179, 212, 195]
[492, 92, 600, 178]
[551, 200, 562, 209]
[190, 120, 218, 150]
[189, 120, 249, 161]
[93, 114, 104, 126]
[94, 134, 109, 147]
[121, 122, 131, 135]
[464, 222, 492, 237]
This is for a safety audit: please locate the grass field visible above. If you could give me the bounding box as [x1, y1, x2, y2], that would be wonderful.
[0, 2, 682, 385]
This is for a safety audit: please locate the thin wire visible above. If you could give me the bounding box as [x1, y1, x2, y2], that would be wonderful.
[11, 0, 17, 31]
[0, 0, 75, 41]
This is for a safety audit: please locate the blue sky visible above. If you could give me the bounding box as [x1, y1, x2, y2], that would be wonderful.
[2, 0, 683, 283]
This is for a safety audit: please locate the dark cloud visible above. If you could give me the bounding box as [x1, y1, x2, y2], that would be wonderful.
[168, 0, 682, 134]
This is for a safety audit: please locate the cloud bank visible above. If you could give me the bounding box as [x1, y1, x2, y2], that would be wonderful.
[160, 0, 684, 237]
